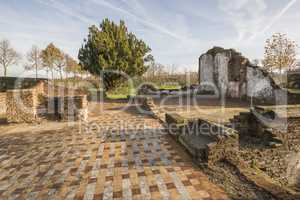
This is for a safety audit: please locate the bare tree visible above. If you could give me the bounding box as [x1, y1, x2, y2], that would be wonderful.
[263, 33, 298, 77]
[25, 45, 42, 80]
[65, 54, 80, 78]
[252, 59, 260, 66]
[0, 39, 21, 77]
[41, 43, 63, 80]
[170, 64, 177, 75]
[54, 53, 65, 80]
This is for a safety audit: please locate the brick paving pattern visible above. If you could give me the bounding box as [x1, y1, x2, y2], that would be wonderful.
[0, 102, 228, 200]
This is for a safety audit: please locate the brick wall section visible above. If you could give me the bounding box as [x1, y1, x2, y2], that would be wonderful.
[0, 92, 6, 114]
[204, 127, 239, 165]
[62, 95, 88, 121]
[6, 89, 39, 123]
[47, 95, 88, 121]
[0, 77, 46, 92]
[136, 97, 165, 122]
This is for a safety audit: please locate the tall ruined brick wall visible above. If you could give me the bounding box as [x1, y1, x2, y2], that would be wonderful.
[246, 66, 281, 102]
[0, 92, 6, 114]
[199, 47, 281, 101]
[6, 89, 39, 123]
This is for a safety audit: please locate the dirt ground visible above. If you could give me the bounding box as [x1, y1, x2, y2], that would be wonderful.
[240, 118, 300, 187]
[153, 97, 250, 124]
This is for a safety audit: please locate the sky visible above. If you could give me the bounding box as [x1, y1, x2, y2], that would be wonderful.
[0, 0, 300, 77]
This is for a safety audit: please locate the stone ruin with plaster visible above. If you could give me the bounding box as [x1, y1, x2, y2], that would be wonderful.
[199, 47, 282, 102]
[0, 77, 88, 123]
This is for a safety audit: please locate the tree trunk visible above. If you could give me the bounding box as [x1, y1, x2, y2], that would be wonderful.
[280, 65, 284, 85]
[59, 68, 63, 80]
[4, 65, 7, 77]
[46, 66, 49, 79]
[35, 64, 38, 80]
[51, 69, 54, 80]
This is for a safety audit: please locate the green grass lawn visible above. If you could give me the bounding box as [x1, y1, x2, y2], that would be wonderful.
[159, 85, 181, 90]
[106, 84, 182, 100]
[106, 85, 136, 100]
[288, 88, 300, 94]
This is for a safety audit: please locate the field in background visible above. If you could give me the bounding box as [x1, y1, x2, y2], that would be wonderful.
[289, 88, 300, 94]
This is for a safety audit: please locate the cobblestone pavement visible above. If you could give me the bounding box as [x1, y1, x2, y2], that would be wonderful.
[0, 102, 228, 200]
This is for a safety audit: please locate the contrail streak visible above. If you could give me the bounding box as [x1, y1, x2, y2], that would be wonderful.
[249, 0, 298, 41]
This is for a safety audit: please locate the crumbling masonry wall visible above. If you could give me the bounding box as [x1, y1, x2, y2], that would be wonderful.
[0, 92, 6, 115]
[47, 95, 88, 121]
[5, 80, 88, 123]
[165, 113, 239, 165]
[199, 47, 280, 101]
[6, 89, 39, 123]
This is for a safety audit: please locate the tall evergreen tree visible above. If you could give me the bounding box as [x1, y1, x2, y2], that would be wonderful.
[78, 19, 153, 90]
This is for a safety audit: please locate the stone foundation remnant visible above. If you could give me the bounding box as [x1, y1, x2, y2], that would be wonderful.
[166, 113, 239, 165]
[6, 89, 39, 123]
[47, 95, 88, 121]
[4, 79, 89, 123]
[199, 47, 282, 102]
[0, 92, 6, 115]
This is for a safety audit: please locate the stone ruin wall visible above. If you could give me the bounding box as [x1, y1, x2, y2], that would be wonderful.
[183, 119, 239, 165]
[0, 92, 6, 115]
[164, 112, 239, 165]
[5, 81, 47, 123]
[199, 47, 280, 102]
[6, 89, 39, 123]
[247, 66, 278, 101]
[0, 77, 47, 92]
[4, 79, 88, 123]
[47, 95, 88, 121]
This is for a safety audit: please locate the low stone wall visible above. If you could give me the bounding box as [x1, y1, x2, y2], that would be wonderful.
[0, 92, 6, 114]
[87, 89, 105, 102]
[47, 95, 88, 121]
[63, 95, 88, 121]
[0, 77, 47, 92]
[288, 92, 300, 104]
[3, 79, 90, 123]
[166, 113, 239, 165]
[6, 89, 39, 123]
[229, 107, 295, 147]
[136, 97, 165, 122]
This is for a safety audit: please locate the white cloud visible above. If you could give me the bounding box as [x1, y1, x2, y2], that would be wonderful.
[34, 0, 95, 25]
[218, 0, 267, 42]
[249, 0, 298, 40]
